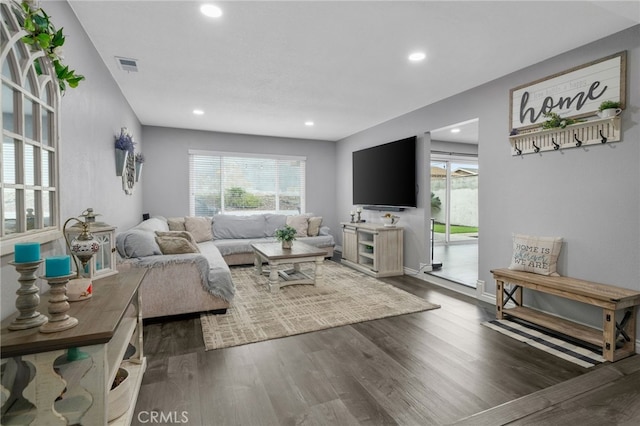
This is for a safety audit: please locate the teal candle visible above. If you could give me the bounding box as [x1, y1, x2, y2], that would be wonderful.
[45, 255, 71, 277]
[14, 242, 41, 263]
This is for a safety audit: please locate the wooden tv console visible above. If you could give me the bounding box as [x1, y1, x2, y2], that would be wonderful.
[492, 268, 640, 362]
[341, 222, 404, 277]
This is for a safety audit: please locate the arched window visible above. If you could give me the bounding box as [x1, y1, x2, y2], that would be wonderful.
[1, 2, 60, 253]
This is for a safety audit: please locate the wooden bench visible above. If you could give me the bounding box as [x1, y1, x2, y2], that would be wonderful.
[491, 268, 640, 362]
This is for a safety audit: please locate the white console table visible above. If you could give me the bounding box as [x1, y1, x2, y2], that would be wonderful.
[1, 268, 147, 425]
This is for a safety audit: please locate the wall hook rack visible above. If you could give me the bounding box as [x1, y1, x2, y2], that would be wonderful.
[509, 116, 621, 156]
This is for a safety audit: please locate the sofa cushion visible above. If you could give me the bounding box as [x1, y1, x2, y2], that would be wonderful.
[213, 214, 271, 239]
[134, 216, 169, 233]
[212, 235, 335, 257]
[185, 216, 213, 243]
[155, 236, 200, 254]
[286, 215, 310, 237]
[264, 214, 287, 237]
[307, 217, 323, 236]
[116, 229, 162, 258]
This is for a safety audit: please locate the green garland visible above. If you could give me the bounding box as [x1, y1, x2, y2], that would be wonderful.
[17, 1, 84, 92]
[541, 112, 581, 130]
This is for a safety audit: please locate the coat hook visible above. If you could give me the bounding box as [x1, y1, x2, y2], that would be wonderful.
[599, 129, 608, 143]
[532, 141, 540, 153]
[574, 134, 582, 147]
[552, 137, 560, 150]
[514, 142, 522, 155]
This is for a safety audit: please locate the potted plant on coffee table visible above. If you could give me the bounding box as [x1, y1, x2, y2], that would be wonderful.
[275, 225, 297, 249]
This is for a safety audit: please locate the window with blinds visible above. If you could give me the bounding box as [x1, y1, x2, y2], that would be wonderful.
[189, 150, 306, 216]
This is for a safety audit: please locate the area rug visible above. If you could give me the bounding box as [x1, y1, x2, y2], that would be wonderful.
[483, 319, 605, 368]
[200, 261, 440, 350]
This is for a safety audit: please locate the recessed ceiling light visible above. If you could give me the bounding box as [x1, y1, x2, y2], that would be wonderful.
[451, 128, 461, 133]
[193, 109, 204, 115]
[200, 4, 223, 18]
[408, 52, 426, 62]
[305, 121, 314, 126]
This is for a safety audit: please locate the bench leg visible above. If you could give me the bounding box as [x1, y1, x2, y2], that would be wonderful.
[603, 308, 616, 362]
[496, 280, 523, 320]
[603, 307, 638, 362]
[496, 279, 505, 319]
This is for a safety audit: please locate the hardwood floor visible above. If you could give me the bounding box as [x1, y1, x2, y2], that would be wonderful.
[132, 265, 640, 425]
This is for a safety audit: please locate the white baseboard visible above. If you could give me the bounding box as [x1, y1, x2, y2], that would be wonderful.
[404, 267, 478, 299]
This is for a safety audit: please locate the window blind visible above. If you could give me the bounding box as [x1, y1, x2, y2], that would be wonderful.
[189, 151, 306, 216]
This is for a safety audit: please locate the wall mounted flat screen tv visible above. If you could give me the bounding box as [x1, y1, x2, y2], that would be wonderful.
[352, 136, 417, 208]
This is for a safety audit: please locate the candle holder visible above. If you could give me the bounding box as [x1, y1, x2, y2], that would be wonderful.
[356, 211, 362, 223]
[7, 260, 48, 330]
[39, 273, 78, 334]
[350, 213, 355, 223]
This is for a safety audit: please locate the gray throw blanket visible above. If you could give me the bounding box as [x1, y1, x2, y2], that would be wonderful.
[133, 254, 235, 302]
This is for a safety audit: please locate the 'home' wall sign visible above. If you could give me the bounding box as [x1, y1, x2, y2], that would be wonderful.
[509, 51, 626, 133]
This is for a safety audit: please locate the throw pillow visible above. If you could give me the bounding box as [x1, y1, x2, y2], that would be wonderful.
[307, 217, 323, 237]
[184, 216, 213, 243]
[167, 217, 186, 232]
[155, 236, 199, 255]
[508, 233, 563, 276]
[155, 230, 199, 247]
[286, 215, 310, 237]
[115, 229, 162, 258]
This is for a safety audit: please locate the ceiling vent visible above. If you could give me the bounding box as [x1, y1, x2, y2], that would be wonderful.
[115, 56, 139, 72]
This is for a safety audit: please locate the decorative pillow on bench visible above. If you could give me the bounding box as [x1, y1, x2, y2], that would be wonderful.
[508, 233, 563, 276]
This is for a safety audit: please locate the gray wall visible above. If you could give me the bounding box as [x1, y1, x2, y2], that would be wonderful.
[140, 126, 338, 236]
[1, 1, 142, 320]
[337, 25, 640, 329]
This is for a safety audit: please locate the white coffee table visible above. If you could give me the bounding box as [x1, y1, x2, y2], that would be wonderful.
[251, 241, 328, 293]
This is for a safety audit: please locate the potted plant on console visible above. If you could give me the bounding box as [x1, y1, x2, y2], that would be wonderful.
[275, 225, 297, 249]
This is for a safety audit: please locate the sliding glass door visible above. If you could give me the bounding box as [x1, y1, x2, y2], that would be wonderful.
[430, 156, 478, 244]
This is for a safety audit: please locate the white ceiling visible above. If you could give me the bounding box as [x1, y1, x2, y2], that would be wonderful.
[430, 118, 478, 144]
[68, 1, 640, 142]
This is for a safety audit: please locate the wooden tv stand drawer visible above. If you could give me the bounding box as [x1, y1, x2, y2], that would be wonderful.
[492, 268, 640, 362]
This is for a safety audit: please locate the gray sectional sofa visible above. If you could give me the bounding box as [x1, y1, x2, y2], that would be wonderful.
[115, 214, 334, 319]
[208, 213, 334, 265]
